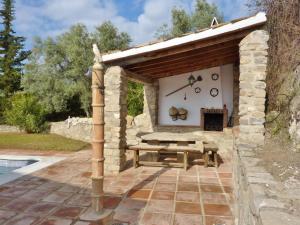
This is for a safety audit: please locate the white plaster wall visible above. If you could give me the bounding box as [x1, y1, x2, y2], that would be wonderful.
[221, 64, 234, 119]
[158, 64, 233, 126]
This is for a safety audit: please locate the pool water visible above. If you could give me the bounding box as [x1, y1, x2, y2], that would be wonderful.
[0, 159, 38, 175]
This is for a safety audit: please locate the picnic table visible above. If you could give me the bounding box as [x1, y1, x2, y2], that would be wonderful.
[127, 132, 219, 170]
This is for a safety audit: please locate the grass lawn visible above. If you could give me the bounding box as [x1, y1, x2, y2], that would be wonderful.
[0, 133, 90, 151]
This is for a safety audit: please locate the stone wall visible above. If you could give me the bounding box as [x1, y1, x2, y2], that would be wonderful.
[0, 125, 21, 133]
[234, 130, 300, 225]
[232, 30, 299, 225]
[104, 66, 128, 174]
[50, 118, 92, 142]
[143, 81, 159, 131]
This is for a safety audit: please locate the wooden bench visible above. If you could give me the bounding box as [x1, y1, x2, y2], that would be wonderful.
[127, 143, 203, 170]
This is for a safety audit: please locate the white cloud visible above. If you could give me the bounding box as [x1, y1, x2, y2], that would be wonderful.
[14, 0, 249, 49]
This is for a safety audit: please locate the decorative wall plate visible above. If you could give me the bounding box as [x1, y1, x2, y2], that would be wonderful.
[210, 88, 219, 97]
[211, 73, 219, 81]
[194, 87, 201, 94]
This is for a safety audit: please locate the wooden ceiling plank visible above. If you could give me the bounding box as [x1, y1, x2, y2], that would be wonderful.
[109, 28, 254, 66]
[150, 57, 238, 79]
[148, 55, 238, 77]
[126, 40, 240, 70]
[123, 69, 153, 84]
[131, 51, 238, 74]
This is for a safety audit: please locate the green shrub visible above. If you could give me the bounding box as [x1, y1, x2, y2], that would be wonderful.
[0, 94, 10, 124]
[4, 93, 47, 133]
[127, 81, 144, 117]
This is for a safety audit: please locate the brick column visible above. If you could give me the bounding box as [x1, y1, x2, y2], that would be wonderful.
[104, 66, 128, 174]
[237, 30, 269, 152]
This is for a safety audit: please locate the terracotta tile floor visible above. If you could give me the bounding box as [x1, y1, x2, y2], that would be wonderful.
[0, 149, 234, 225]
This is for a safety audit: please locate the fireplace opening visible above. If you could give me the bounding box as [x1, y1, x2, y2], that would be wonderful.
[204, 113, 224, 131]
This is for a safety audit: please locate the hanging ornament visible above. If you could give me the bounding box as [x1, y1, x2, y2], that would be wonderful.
[184, 92, 187, 100]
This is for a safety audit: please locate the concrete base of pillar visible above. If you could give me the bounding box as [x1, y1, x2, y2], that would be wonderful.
[80, 208, 114, 225]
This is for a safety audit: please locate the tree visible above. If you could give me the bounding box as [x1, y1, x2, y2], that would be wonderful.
[23, 22, 133, 119]
[155, 0, 223, 39]
[192, 0, 223, 30]
[171, 8, 192, 37]
[94, 21, 131, 53]
[0, 0, 30, 96]
[23, 25, 93, 117]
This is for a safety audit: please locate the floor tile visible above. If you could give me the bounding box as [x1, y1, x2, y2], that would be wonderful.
[103, 196, 122, 209]
[154, 183, 176, 192]
[205, 216, 234, 225]
[66, 194, 91, 207]
[134, 180, 156, 189]
[200, 177, 220, 185]
[177, 183, 199, 192]
[151, 191, 175, 200]
[43, 191, 73, 203]
[114, 208, 142, 225]
[178, 176, 198, 183]
[146, 200, 174, 213]
[26, 202, 58, 216]
[218, 173, 232, 178]
[223, 186, 233, 193]
[220, 178, 233, 186]
[202, 192, 228, 205]
[0, 210, 16, 221]
[141, 212, 172, 225]
[52, 206, 84, 219]
[157, 175, 177, 183]
[200, 185, 223, 193]
[4, 214, 40, 225]
[4, 198, 37, 212]
[173, 214, 203, 225]
[127, 189, 151, 199]
[0, 196, 12, 207]
[117, 198, 147, 210]
[199, 171, 217, 178]
[20, 189, 51, 200]
[204, 204, 232, 216]
[176, 192, 200, 203]
[175, 202, 202, 214]
[39, 217, 73, 225]
[0, 187, 28, 197]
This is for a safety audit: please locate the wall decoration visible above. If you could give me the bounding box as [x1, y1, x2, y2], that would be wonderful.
[168, 106, 188, 121]
[211, 73, 219, 81]
[166, 75, 203, 97]
[169, 106, 178, 121]
[178, 108, 188, 120]
[194, 87, 201, 94]
[210, 88, 219, 97]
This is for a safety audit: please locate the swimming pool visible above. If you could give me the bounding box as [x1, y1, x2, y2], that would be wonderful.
[0, 155, 65, 185]
[0, 159, 38, 175]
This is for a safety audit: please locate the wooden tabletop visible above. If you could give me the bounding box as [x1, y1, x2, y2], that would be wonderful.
[141, 132, 204, 142]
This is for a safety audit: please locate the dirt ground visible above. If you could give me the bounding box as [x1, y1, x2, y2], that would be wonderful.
[257, 133, 300, 183]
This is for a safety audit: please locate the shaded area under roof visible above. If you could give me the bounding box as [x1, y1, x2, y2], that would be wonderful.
[102, 12, 267, 82]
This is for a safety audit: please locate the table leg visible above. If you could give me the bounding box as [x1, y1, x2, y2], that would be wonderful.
[204, 151, 208, 167]
[213, 152, 218, 167]
[134, 150, 139, 168]
[184, 151, 188, 171]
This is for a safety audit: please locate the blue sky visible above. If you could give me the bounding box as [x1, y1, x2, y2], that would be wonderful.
[14, 0, 250, 49]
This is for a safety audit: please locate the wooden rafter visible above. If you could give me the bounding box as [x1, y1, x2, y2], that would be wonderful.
[129, 48, 239, 74]
[126, 40, 240, 70]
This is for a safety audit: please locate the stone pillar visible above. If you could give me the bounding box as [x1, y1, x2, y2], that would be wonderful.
[237, 30, 269, 152]
[104, 66, 128, 174]
[143, 80, 159, 131]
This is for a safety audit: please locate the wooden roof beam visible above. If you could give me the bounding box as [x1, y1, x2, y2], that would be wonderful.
[123, 69, 153, 84]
